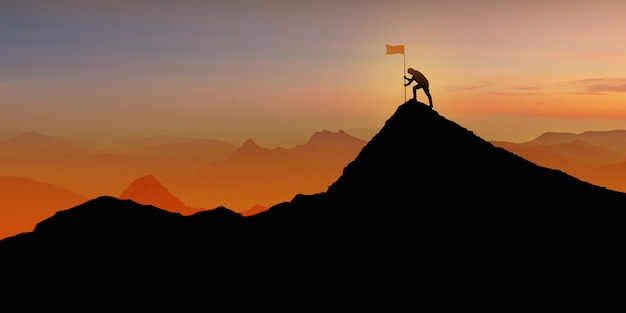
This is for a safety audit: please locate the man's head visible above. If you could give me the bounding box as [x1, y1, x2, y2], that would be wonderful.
[407, 68, 416, 75]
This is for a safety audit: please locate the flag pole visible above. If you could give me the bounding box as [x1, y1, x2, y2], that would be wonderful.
[403, 50, 406, 102]
[385, 44, 406, 103]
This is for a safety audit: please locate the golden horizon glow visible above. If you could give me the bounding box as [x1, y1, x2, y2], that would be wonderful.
[1, 1, 626, 148]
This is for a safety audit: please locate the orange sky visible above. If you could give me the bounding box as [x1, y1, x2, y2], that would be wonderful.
[2, 0, 626, 147]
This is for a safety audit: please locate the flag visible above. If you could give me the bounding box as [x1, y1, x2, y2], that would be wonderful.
[385, 44, 404, 55]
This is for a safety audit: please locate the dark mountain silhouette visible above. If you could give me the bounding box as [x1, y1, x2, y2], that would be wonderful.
[2, 100, 625, 306]
[0, 176, 89, 240]
[118, 174, 201, 215]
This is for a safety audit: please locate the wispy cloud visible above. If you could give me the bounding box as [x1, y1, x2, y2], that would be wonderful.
[492, 91, 537, 96]
[446, 82, 489, 91]
[588, 83, 626, 93]
[515, 86, 540, 91]
[568, 78, 626, 94]
[490, 85, 541, 95]
[447, 82, 542, 96]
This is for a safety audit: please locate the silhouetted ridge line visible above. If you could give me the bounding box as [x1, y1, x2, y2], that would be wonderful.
[2, 99, 626, 304]
[325, 99, 626, 209]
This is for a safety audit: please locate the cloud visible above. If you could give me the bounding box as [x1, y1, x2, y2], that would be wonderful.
[571, 78, 605, 84]
[588, 83, 626, 93]
[447, 83, 541, 96]
[492, 92, 536, 96]
[515, 86, 540, 91]
[488, 86, 541, 95]
[446, 82, 489, 91]
[568, 78, 626, 94]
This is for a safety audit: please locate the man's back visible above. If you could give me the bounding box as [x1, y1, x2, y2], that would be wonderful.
[408, 68, 428, 84]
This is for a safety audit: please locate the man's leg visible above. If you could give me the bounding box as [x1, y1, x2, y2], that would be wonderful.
[413, 85, 418, 100]
[424, 88, 433, 107]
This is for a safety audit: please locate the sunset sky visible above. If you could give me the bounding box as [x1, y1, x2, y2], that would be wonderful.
[2, 0, 626, 148]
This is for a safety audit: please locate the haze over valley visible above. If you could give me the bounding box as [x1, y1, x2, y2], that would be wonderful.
[0, 128, 368, 239]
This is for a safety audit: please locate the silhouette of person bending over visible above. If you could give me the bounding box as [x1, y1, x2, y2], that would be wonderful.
[404, 68, 433, 108]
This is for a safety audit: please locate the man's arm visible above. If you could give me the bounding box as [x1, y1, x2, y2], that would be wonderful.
[404, 77, 413, 86]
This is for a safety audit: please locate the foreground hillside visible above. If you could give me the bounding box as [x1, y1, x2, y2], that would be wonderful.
[2, 99, 625, 306]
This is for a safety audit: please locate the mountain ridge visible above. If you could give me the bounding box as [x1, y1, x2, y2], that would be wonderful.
[527, 129, 626, 146]
[0, 176, 89, 240]
[2, 99, 625, 306]
[118, 174, 200, 215]
[0, 128, 367, 238]
[173, 128, 367, 211]
[492, 128, 626, 192]
[5, 99, 626, 246]
[0, 131, 98, 154]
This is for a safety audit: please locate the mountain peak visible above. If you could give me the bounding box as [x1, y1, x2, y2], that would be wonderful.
[229, 138, 270, 159]
[312, 129, 336, 137]
[119, 174, 170, 199]
[325, 99, 626, 209]
[119, 174, 196, 215]
[304, 129, 363, 147]
[308, 129, 342, 140]
[240, 138, 261, 149]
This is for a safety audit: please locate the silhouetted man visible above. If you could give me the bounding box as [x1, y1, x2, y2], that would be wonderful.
[404, 68, 433, 108]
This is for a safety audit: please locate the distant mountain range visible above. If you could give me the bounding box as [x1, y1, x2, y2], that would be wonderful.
[0, 129, 366, 239]
[118, 174, 199, 216]
[0, 131, 96, 154]
[2, 99, 625, 304]
[0, 131, 240, 199]
[169, 129, 367, 212]
[0, 176, 88, 240]
[114, 129, 367, 214]
[492, 129, 626, 192]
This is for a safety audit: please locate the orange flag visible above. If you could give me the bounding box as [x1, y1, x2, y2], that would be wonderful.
[385, 44, 405, 55]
